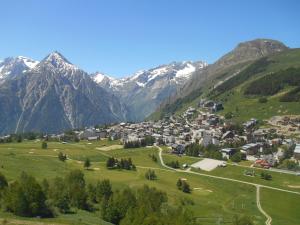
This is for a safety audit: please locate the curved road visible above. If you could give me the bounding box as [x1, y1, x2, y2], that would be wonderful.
[156, 146, 300, 225]
[257, 185, 272, 225]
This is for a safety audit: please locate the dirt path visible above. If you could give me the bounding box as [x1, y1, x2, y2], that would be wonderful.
[256, 185, 272, 225]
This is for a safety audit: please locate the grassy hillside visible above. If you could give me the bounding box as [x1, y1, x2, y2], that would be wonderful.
[151, 48, 300, 122]
[215, 48, 300, 122]
[1, 140, 300, 224]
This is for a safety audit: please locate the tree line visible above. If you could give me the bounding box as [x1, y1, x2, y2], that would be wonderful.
[244, 67, 300, 97]
[0, 170, 254, 225]
[106, 157, 136, 170]
[124, 136, 155, 148]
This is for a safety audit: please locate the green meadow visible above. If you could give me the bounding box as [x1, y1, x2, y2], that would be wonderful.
[0, 140, 299, 224]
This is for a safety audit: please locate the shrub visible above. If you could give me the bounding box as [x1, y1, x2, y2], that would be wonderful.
[42, 141, 48, 149]
[145, 169, 157, 180]
[258, 97, 268, 103]
[58, 152, 67, 162]
[176, 179, 191, 193]
[166, 160, 180, 169]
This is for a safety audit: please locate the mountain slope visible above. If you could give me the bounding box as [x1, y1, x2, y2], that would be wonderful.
[0, 52, 129, 134]
[92, 61, 207, 121]
[215, 48, 300, 121]
[150, 39, 290, 120]
[0, 56, 39, 82]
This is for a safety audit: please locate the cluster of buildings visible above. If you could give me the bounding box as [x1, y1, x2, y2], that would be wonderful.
[70, 104, 299, 169]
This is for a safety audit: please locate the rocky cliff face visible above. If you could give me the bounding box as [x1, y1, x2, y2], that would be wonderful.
[0, 52, 129, 134]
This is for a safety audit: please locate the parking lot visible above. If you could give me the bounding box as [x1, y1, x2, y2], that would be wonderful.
[191, 158, 225, 171]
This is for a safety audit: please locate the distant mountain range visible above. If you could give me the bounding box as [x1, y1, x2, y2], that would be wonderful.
[1, 38, 297, 134]
[92, 61, 207, 121]
[0, 52, 129, 134]
[0, 51, 206, 134]
[150, 39, 300, 121]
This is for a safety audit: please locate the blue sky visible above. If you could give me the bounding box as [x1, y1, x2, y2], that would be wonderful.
[0, 0, 299, 77]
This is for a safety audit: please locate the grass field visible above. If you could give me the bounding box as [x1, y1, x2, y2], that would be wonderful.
[0, 140, 299, 224]
[193, 164, 300, 191]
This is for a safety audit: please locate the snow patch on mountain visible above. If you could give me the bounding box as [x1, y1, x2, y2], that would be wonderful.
[17, 56, 39, 69]
[93, 73, 110, 83]
[0, 56, 39, 80]
[92, 61, 207, 89]
[175, 63, 196, 78]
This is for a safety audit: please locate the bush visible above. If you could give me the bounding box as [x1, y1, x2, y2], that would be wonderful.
[84, 158, 91, 170]
[231, 152, 242, 162]
[261, 172, 272, 180]
[258, 97, 268, 103]
[145, 169, 157, 180]
[148, 154, 157, 162]
[58, 152, 67, 162]
[176, 179, 191, 193]
[42, 141, 48, 149]
[0, 172, 8, 190]
[166, 160, 180, 169]
[225, 112, 233, 119]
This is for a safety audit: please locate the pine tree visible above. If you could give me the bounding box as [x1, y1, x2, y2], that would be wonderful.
[84, 158, 91, 170]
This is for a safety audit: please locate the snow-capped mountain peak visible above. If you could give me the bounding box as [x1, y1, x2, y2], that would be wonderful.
[93, 72, 115, 83]
[93, 60, 207, 88]
[16, 56, 39, 69]
[0, 56, 39, 80]
[38, 51, 81, 77]
[92, 60, 207, 120]
[43, 51, 75, 68]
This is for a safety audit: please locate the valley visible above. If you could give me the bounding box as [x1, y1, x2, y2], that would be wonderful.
[1, 139, 300, 225]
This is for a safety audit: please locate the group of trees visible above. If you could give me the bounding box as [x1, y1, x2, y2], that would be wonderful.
[106, 157, 136, 170]
[176, 179, 191, 193]
[278, 159, 299, 171]
[203, 144, 223, 160]
[0, 170, 112, 217]
[101, 184, 197, 225]
[60, 130, 80, 142]
[124, 136, 155, 149]
[280, 86, 300, 102]
[145, 169, 157, 180]
[185, 143, 225, 161]
[185, 143, 204, 157]
[260, 172, 272, 180]
[244, 67, 300, 97]
[230, 152, 242, 162]
[0, 172, 53, 217]
[0, 132, 43, 144]
[166, 160, 180, 169]
[213, 57, 271, 95]
[0, 171, 254, 225]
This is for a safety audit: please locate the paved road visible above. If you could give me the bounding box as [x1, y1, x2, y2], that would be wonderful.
[156, 146, 300, 225]
[157, 146, 300, 195]
[227, 162, 298, 175]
